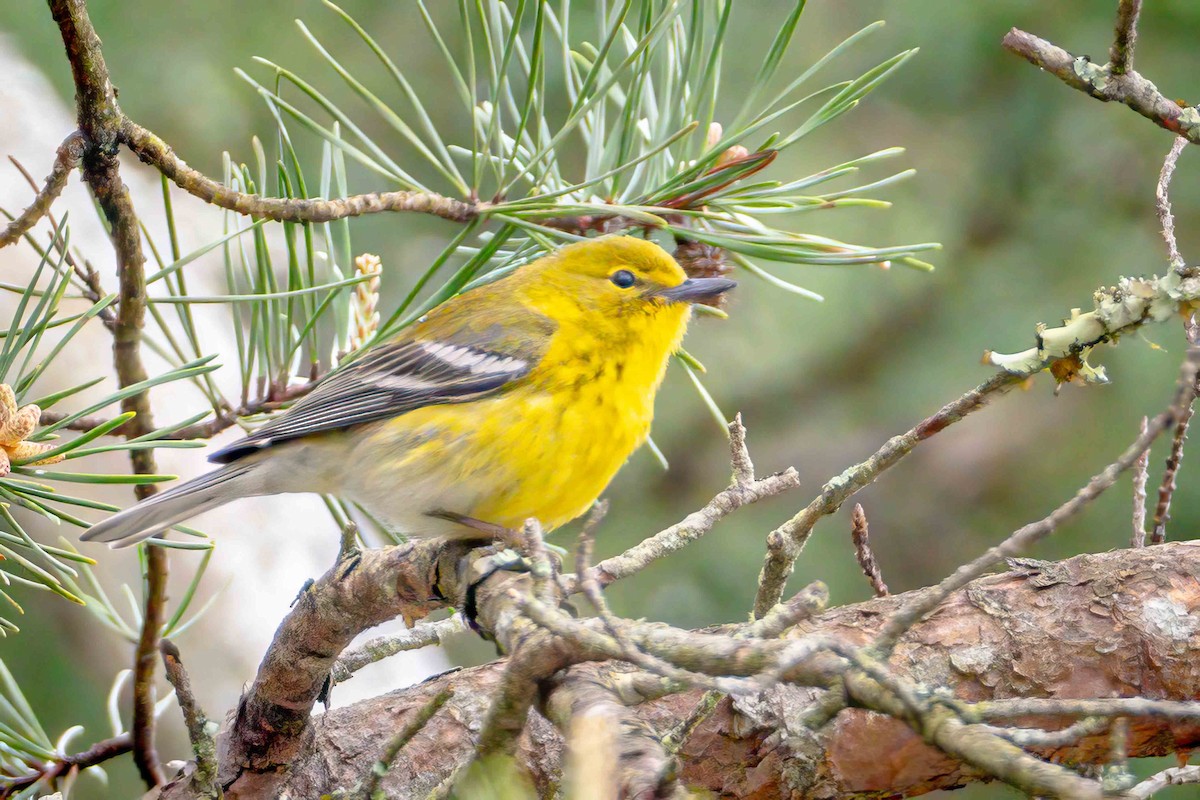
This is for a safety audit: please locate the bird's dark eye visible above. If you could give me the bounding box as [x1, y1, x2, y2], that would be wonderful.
[610, 269, 636, 289]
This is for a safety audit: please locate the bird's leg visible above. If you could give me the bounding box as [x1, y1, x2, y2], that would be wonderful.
[428, 509, 524, 549]
[430, 509, 569, 566]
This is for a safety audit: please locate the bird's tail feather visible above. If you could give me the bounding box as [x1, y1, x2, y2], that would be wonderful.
[81, 461, 258, 548]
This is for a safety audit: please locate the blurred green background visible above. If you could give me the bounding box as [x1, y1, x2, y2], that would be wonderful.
[2, 1, 1198, 797]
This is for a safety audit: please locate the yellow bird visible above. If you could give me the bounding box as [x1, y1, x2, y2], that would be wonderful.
[82, 236, 734, 548]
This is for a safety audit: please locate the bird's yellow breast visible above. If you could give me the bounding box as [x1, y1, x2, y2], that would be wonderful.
[349, 301, 690, 535]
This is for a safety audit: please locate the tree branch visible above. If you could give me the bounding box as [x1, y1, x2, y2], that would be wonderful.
[215, 540, 462, 796]
[160, 640, 218, 799]
[874, 345, 1198, 654]
[1155, 136, 1188, 270]
[1129, 765, 1200, 798]
[163, 380, 319, 441]
[0, 733, 132, 798]
[0, 132, 85, 249]
[119, 120, 483, 224]
[331, 615, 465, 686]
[753, 370, 1022, 617]
[1001, 23, 1200, 142]
[157, 543, 1200, 799]
[47, 0, 167, 786]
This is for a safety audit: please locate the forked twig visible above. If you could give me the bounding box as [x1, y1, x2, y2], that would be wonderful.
[874, 348, 1200, 654]
[566, 416, 799, 593]
[0, 132, 85, 248]
[754, 371, 1022, 617]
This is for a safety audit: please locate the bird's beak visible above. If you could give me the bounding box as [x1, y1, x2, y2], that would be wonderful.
[653, 277, 737, 304]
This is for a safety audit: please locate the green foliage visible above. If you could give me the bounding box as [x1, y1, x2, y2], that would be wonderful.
[0, 212, 224, 636]
[232, 0, 933, 347]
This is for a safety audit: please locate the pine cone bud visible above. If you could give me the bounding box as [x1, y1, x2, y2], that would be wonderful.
[673, 240, 732, 309]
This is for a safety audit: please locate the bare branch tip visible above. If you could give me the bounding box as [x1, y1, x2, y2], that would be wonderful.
[850, 504, 889, 598]
[728, 412, 754, 485]
[1132, 416, 1149, 548]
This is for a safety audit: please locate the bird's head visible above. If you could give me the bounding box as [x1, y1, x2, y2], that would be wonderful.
[519, 236, 735, 324]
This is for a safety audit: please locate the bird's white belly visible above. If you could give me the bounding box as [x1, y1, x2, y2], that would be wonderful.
[344, 460, 490, 539]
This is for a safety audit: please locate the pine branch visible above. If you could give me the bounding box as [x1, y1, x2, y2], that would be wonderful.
[47, 0, 167, 786]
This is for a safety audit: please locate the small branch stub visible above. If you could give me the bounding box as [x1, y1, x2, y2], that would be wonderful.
[1131, 416, 1149, 548]
[851, 504, 889, 597]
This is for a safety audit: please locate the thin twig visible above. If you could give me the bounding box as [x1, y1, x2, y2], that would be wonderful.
[567, 417, 799, 593]
[120, 120, 482, 224]
[728, 412, 754, 483]
[361, 689, 452, 800]
[576, 501, 637, 654]
[977, 717, 1109, 748]
[160, 640, 218, 799]
[1106, 717, 1131, 789]
[1151, 323, 1200, 543]
[558, 691, 620, 800]
[0, 733, 133, 798]
[474, 648, 554, 758]
[873, 349, 1200, 654]
[332, 615, 466, 685]
[546, 664, 681, 799]
[968, 697, 1200, 722]
[164, 380, 320, 440]
[1155, 137, 1188, 270]
[0, 132, 85, 248]
[1128, 765, 1200, 799]
[662, 582, 828, 755]
[1109, 0, 1142, 75]
[850, 504, 889, 597]
[753, 371, 1022, 618]
[1131, 417, 1149, 547]
[8, 150, 113, 326]
[572, 504, 733, 696]
[35, 411, 115, 433]
[521, 518, 555, 607]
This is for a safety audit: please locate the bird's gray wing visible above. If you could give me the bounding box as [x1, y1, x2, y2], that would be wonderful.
[209, 334, 543, 464]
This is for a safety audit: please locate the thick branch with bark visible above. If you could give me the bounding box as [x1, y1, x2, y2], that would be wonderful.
[213, 539, 464, 797]
[157, 543, 1200, 799]
[16, 2, 1200, 798]
[144, 347, 1200, 800]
